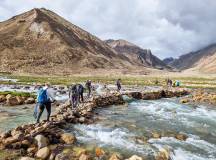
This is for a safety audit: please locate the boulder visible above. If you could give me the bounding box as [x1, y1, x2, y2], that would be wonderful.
[79, 154, 90, 160]
[126, 155, 143, 160]
[6, 94, 12, 99]
[73, 147, 87, 157]
[36, 147, 50, 160]
[0, 95, 6, 102]
[180, 99, 190, 104]
[55, 153, 70, 160]
[16, 96, 25, 105]
[0, 131, 11, 139]
[35, 135, 49, 149]
[27, 147, 37, 154]
[109, 153, 123, 160]
[4, 137, 18, 146]
[6, 96, 20, 106]
[152, 132, 161, 139]
[21, 140, 31, 148]
[60, 133, 76, 144]
[78, 117, 86, 123]
[155, 148, 170, 160]
[175, 133, 188, 141]
[25, 97, 35, 104]
[95, 147, 105, 157]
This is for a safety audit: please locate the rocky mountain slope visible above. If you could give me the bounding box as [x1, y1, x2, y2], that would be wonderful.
[105, 39, 170, 70]
[169, 44, 216, 73]
[0, 8, 134, 75]
[163, 57, 175, 65]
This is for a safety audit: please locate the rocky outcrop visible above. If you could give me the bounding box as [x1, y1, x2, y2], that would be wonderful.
[179, 89, 216, 105]
[125, 88, 190, 100]
[0, 93, 36, 106]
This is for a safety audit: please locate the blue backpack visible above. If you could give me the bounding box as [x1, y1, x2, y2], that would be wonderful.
[37, 89, 48, 103]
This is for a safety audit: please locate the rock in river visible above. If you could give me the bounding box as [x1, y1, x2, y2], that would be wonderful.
[36, 147, 50, 160]
[61, 133, 76, 144]
[35, 135, 49, 149]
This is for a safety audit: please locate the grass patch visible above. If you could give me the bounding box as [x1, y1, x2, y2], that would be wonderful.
[1, 74, 216, 89]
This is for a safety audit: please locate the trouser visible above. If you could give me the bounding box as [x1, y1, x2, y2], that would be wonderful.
[71, 95, 79, 108]
[87, 87, 91, 97]
[117, 85, 121, 91]
[79, 92, 84, 102]
[36, 102, 51, 123]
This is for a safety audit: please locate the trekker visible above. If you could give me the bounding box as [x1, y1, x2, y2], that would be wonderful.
[69, 84, 79, 108]
[78, 84, 84, 103]
[85, 80, 92, 97]
[116, 79, 121, 91]
[176, 80, 180, 87]
[36, 84, 55, 123]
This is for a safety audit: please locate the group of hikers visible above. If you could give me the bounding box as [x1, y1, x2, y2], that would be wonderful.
[34, 79, 122, 123]
[33, 78, 182, 123]
[166, 78, 180, 87]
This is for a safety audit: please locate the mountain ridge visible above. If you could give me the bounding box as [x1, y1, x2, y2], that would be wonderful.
[169, 43, 216, 73]
[105, 39, 171, 70]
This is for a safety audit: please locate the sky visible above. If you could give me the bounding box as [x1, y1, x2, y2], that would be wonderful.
[1, 0, 216, 59]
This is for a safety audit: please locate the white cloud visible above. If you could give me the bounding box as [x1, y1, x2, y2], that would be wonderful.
[0, 0, 216, 59]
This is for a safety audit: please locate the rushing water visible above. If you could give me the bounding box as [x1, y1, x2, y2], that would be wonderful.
[1, 96, 216, 159]
[71, 98, 216, 160]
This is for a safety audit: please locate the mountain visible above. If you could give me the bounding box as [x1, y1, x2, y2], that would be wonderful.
[0, 8, 134, 75]
[105, 39, 170, 70]
[170, 44, 216, 73]
[163, 57, 175, 65]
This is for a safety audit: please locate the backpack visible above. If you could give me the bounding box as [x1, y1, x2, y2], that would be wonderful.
[37, 89, 48, 103]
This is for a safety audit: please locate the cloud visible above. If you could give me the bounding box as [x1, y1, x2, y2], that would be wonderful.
[0, 0, 216, 59]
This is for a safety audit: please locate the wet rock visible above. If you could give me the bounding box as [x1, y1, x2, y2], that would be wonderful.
[109, 153, 123, 160]
[16, 96, 25, 105]
[21, 139, 31, 148]
[55, 153, 70, 160]
[180, 98, 190, 104]
[6, 94, 12, 99]
[0, 130, 11, 139]
[126, 155, 143, 160]
[27, 146, 37, 154]
[152, 132, 161, 139]
[4, 137, 18, 146]
[73, 147, 87, 157]
[35, 135, 49, 149]
[25, 97, 35, 104]
[20, 157, 35, 160]
[36, 147, 50, 159]
[0, 95, 6, 102]
[175, 133, 188, 141]
[78, 117, 86, 123]
[60, 133, 76, 144]
[79, 154, 90, 160]
[49, 152, 57, 160]
[155, 148, 170, 160]
[6, 96, 20, 106]
[95, 147, 105, 157]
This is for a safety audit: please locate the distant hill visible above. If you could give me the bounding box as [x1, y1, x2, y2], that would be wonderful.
[105, 39, 170, 70]
[170, 44, 216, 73]
[0, 8, 135, 75]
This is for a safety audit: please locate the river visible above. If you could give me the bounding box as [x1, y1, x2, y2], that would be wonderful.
[0, 83, 216, 159]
